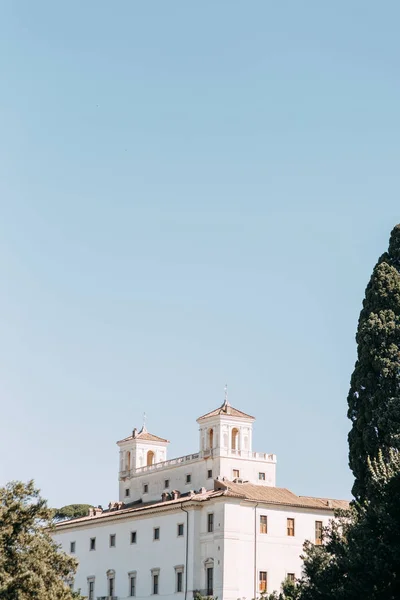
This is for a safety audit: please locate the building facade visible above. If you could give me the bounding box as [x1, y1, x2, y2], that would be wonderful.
[54, 398, 348, 600]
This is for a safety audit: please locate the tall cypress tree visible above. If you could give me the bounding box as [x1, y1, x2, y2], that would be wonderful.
[348, 224, 400, 501]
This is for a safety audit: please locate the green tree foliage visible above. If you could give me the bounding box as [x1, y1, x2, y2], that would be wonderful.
[53, 504, 92, 521]
[265, 578, 301, 600]
[0, 480, 83, 600]
[290, 450, 400, 600]
[348, 224, 400, 501]
[272, 226, 400, 600]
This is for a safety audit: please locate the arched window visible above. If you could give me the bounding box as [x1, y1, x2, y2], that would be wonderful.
[209, 429, 214, 449]
[231, 428, 239, 451]
[126, 451, 131, 470]
[147, 450, 155, 466]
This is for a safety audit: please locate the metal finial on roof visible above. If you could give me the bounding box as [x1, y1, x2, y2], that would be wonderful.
[142, 412, 147, 432]
[223, 384, 230, 408]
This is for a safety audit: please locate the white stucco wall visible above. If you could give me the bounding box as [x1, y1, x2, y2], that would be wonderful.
[53, 405, 339, 599]
[54, 497, 334, 600]
[119, 457, 214, 503]
[118, 405, 276, 504]
[119, 454, 276, 504]
[222, 501, 333, 598]
[54, 505, 191, 600]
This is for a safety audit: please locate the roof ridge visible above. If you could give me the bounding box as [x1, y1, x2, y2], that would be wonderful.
[117, 430, 169, 444]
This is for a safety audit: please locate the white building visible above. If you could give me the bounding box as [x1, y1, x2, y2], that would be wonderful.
[54, 398, 348, 600]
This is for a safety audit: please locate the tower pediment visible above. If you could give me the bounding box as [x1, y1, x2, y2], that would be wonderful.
[117, 426, 169, 445]
[196, 400, 255, 423]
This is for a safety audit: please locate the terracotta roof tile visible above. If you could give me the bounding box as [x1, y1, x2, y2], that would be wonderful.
[299, 496, 350, 510]
[117, 427, 169, 444]
[197, 400, 255, 421]
[54, 482, 350, 531]
[54, 489, 223, 529]
[215, 480, 350, 511]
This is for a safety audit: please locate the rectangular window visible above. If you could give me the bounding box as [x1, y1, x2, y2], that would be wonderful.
[260, 515, 268, 534]
[70, 541, 76, 553]
[109, 577, 114, 597]
[152, 573, 159, 595]
[129, 574, 136, 596]
[89, 537, 96, 551]
[206, 567, 214, 596]
[177, 571, 183, 593]
[143, 484, 149, 493]
[88, 580, 95, 600]
[186, 474, 191, 484]
[207, 513, 214, 533]
[287, 518, 295, 537]
[259, 571, 267, 593]
[207, 469, 213, 479]
[287, 573, 295, 583]
[177, 523, 184, 536]
[165, 479, 170, 488]
[131, 531, 137, 544]
[110, 534, 116, 547]
[125, 488, 130, 497]
[259, 472, 266, 481]
[154, 527, 160, 540]
[315, 521, 323, 545]
[233, 469, 240, 478]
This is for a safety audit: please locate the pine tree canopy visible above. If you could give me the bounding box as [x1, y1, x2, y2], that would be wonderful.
[0, 480, 83, 600]
[53, 504, 92, 521]
[348, 224, 400, 501]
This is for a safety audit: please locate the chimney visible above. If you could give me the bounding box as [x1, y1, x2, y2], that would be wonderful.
[132, 428, 138, 438]
[172, 490, 181, 500]
[90, 506, 103, 517]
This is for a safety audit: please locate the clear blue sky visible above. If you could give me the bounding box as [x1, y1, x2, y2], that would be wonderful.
[1, 1, 399, 508]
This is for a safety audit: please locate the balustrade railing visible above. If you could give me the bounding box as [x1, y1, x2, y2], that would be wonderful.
[119, 449, 276, 479]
